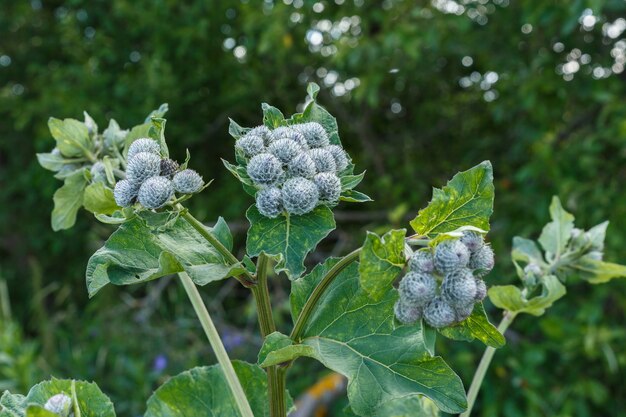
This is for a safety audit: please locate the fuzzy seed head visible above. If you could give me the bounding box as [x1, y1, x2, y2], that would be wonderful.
[454, 303, 474, 322]
[474, 279, 487, 301]
[460, 231, 485, 253]
[138, 176, 174, 209]
[442, 268, 477, 307]
[424, 296, 456, 328]
[268, 139, 302, 164]
[408, 250, 435, 273]
[256, 186, 283, 218]
[173, 169, 204, 194]
[44, 394, 72, 417]
[308, 148, 336, 173]
[294, 122, 330, 148]
[313, 172, 341, 203]
[160, 158, 179, 178]
[273, 127, 309, 150]
[126, 152, 161, 184]
[127, 138, 161, 160]
[236, 135, 266, 158]
[469, 245, 495, 276]
[287, 153, 317, 179]
[281, 177, 319, 215]
[434, 239, 470, 274]
[247, 153, 284, 185]
[114, 179, 138, 207]
[398, 272, 437, 306]
[394, 299, 422, 324]
[249, 125, 275, 146]
[326, 144, 349, 172]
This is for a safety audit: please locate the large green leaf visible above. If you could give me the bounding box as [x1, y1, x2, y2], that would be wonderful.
[246, 205, 336, 279]
[437, 303, 505, 348]
[47, 117, 92, 158]
[83, 182, 120, 215]
[86, 216, 234, 296]
[410, 161, 494, 237]
[288, 260, 467, 416]
[538, 196, 575, 259]
[0, 391, 26, 417]
[36, 152, 70, 172]
[570, 258, 626, 284]
[51, 170, 88, 231]
[144, 361, 291, 417]
[489, 275, 566, 316]
[26, 379, 115, 417]
[358, 229, 406, 300]
[257, 332, 315, 367]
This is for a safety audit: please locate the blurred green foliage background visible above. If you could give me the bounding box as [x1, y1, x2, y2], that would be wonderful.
[1, 1, 626, 416]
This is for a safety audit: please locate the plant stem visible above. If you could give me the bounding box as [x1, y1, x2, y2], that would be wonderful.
[250, 253, 286, 417]
[460, 311, 517, 417]
[179, 272, 255, 417]
[180, 209, 256, 286]
[290, 248, 362, 342]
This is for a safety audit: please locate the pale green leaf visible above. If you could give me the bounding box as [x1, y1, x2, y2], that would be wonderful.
[359, 229, 406, 300]
[511, 236, 546, 278]
[570, 258, 626, 284]
[48, 117, 92, 158]
[83, 182, 120, 215]
[1, 391, 26, 417]
[144, 361, 291, 417]
[340, 190, 373, 203]
[228, 118, 250, 139]
[437, 303, 505, 348]
[538, 196, 574, 258]
[289, 260, 467, 416]
[246, 205, 336, 279]
[86, 217, 233, 296]
[144, 103, 169, 123]
[489, 275, 566, 316]
[410, 161, 494, 237]
[586, 221, 609, 250]
[25, 406, 57, 417]
[26, 379, 115, 417]
[340, 172, 366, 191]
[257, 332, 315, 367]
[261, 103, 285, 129]
[51, 170, 88, 231]
[36, 152, 69, 172]
[148, 117, 169, 158]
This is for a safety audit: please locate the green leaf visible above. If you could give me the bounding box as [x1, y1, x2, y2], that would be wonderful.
[48, 117, 92, 158]
[359, 229, 406, 300]
[340, 172, 366, 191]
[103, 119, 127, 148]
[144, 361, 292, 417]
[261, 103, 285, 129]
[371, 396, 441, 417]
[1, 391, 26, 417]
[289, 260, 467, 416]
[86, 216, 233, 296]
[257, 332, 315, 367]
[228, 118, 250, 139]
[410, 161, 494, 237]
[246, 205, 336, 279]
[149, 117, 169, 158]
[51, 170, 88, 231]
[489, 275, 566, 316]
[511, 236, 546, 278]
[123, 123, 152, 157]
[292, 85, 342, 146]
[340, 190, 373, 203]
[25, 405, 58, 417]
[222, 159, 257, 197]
[570, 258, 626, 284]
[538, 196, 575, 259]
[26, 379, 115, 417]
[144, 103, 169, 123]
[586, 221, 609, 250]
[83, 182, 120, 215]
[36, 152, 69, 172]
[83, 111, 98, 135]
[438, 303, 505, 348]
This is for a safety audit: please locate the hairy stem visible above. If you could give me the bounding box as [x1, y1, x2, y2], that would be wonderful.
[179, 272, 254, 417]
[250, 253, 286, 417]
[460, 311, 517, 417]
[290, 248, 362, 342]
[180, 209, 256, 285]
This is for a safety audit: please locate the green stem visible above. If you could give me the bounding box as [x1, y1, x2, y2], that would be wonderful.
[180, 209, 256, 285]
[250, 253, 286, 417]
[179, 272, 254, 417]
[290, 248, 361, 342]
[460, 311, 517, 417]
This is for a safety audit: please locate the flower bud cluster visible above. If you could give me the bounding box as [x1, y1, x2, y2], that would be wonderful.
[114, 138, 204, 209]
[237, 122, 351, 218]
[394, 231, 494, 328]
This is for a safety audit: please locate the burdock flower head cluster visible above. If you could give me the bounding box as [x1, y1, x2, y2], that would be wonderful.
[114, 138, 204, 209]
[394, 231, 495, 328]
[235, 123, 351, 218]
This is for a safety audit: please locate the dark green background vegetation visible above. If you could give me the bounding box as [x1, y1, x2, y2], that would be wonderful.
[1, 1, 625, 416]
